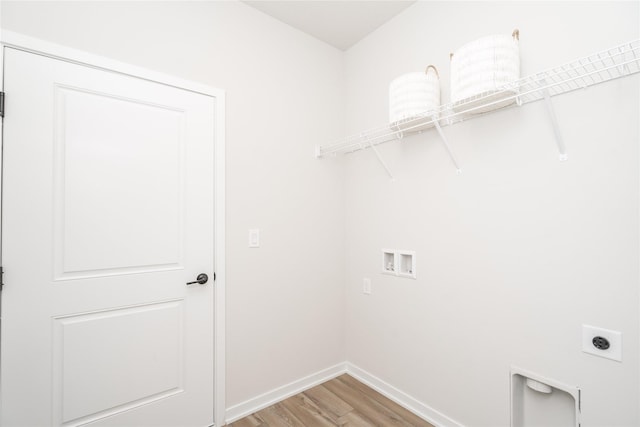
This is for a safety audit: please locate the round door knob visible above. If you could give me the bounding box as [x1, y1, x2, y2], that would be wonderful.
[186, 273, 208, 285]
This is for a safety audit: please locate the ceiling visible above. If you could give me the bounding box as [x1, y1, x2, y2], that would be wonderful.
[243, 1, 416, 51]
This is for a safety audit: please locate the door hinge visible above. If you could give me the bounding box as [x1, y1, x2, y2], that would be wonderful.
[213, 272, 216, 281]
[0, 92, 5, 118]
[0, 266, 4, 290]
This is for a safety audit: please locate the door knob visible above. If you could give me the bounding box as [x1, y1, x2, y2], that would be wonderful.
[186, 273, 208, 285]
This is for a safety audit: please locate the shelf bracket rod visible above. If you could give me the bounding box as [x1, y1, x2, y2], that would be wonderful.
[433, 116, 462, 175]
[366, 138, 395, 181]
[541, 80, 568, 161]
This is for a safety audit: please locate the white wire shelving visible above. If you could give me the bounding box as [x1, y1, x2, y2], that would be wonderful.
[315, 39, 640, 177]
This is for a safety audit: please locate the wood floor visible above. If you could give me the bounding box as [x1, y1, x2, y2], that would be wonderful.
[227, 374, 434, 427]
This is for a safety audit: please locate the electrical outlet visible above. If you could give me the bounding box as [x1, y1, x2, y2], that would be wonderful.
[363, 278, 371, 295]
[582, 325, 622, 362]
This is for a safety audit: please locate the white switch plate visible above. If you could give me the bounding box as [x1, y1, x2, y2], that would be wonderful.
[363, 278, 371, 295]
[248, 229, 260, 248]
[582, 325, 622, 362]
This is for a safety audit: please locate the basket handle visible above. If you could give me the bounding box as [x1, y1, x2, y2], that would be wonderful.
[425, 65, 439, 78]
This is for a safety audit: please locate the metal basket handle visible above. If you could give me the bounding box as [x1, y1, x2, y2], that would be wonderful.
[425, 65, 439, 78]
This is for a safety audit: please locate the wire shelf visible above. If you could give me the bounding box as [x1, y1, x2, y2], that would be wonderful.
[316, 39, 640, 158]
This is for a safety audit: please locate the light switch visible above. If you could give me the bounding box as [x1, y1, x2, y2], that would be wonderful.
[249, 229, 260, 248]
[363, 278, 371, 295]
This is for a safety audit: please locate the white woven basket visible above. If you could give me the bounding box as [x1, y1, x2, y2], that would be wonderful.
[450, 29, 520, 114]
[389, 65, 440, 132]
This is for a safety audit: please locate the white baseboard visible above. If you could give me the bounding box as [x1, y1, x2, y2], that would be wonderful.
[224, 361, 464, 427]
[345, 362, 465, 427]
[224, 362, 347, 424]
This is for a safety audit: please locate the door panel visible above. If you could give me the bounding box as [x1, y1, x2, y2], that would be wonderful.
[55, 86, 185, 278]
[54, 301, 184, 425]
[1, 47, 215, 427]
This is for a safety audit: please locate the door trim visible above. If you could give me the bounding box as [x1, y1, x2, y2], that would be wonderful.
[0, 30, 227, 427]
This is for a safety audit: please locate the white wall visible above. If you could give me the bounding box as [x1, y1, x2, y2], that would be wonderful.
[4, 1, 640, 426]
[344, 1, 639, 426]
[1, 0, 346, 415]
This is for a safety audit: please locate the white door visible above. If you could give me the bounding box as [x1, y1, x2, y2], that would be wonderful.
[1, 47, 215, 427]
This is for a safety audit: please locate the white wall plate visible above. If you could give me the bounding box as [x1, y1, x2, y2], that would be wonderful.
[582, 325, 622, 362]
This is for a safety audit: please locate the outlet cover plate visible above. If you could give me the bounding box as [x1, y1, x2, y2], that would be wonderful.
[582, 324, 622, 362]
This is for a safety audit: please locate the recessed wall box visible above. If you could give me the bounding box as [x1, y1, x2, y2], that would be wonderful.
[397, 251, 416, 279]
[381, 249, 415, 279]
[511, 367, 580, 427]
[382, 250, 396, 275]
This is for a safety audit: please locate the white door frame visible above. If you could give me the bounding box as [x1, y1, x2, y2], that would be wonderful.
[0, 30, 227, 427]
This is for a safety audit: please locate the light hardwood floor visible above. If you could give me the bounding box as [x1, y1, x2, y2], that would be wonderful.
[227, 374, 435, 427]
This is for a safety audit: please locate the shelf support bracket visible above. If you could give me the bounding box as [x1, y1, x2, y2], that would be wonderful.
[541, 80, 568, 161]
[433, 116, 462, 175]
[365, 138, 395, 181]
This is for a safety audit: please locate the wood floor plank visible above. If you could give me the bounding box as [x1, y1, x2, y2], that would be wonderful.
[336, 411, 379, 427]
[227, 374, 434, 427]
[322, 375, 414, 427]
[254, 402, 306, 427]
[279, 393, 337, 426]
[228, 415, 265, 427]
[339, 375, 434, 427]
[302, 384, 353, 422]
